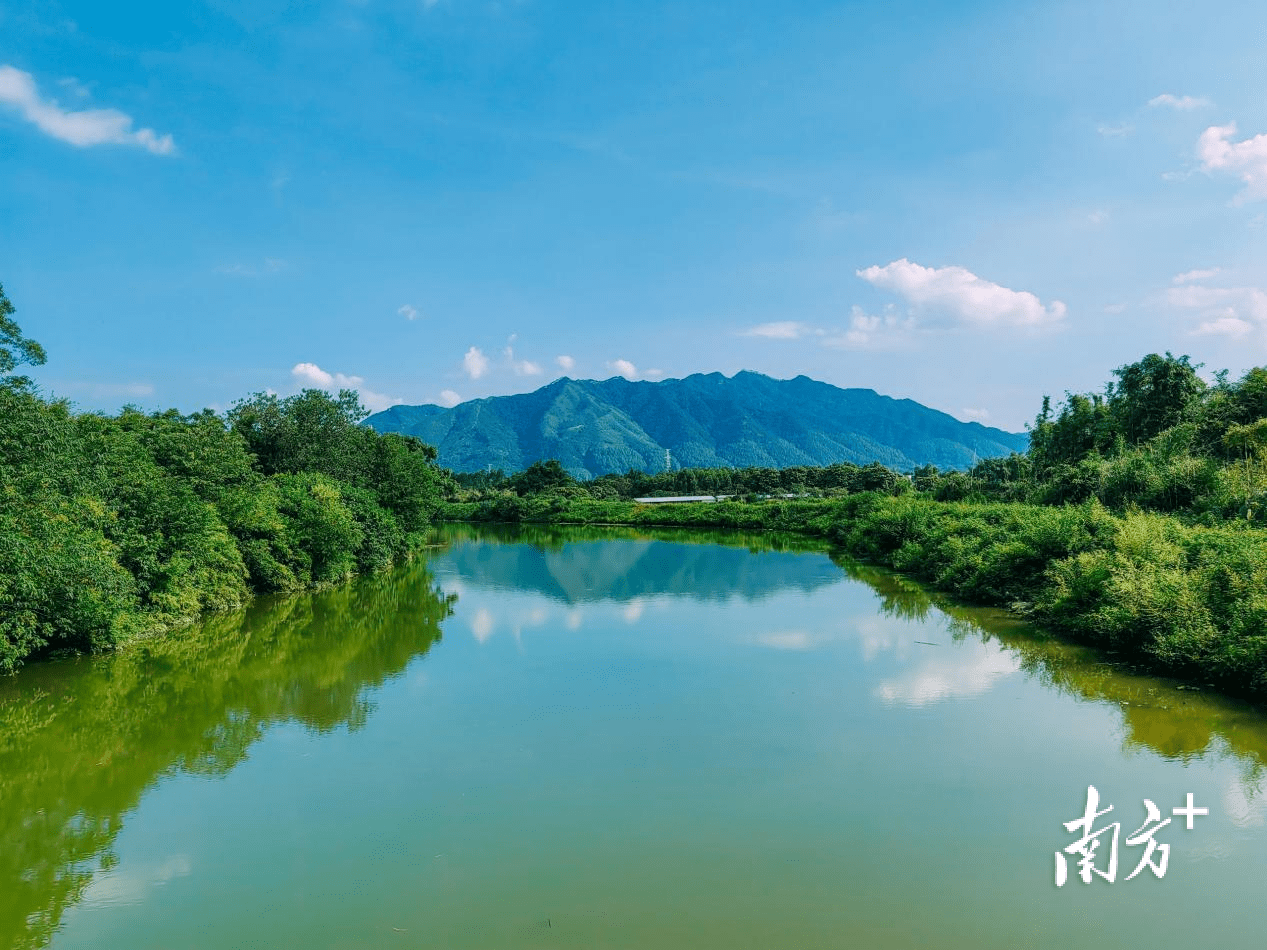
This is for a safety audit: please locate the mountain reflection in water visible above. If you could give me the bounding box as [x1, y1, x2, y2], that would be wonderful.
[1, 525, 1264, 950]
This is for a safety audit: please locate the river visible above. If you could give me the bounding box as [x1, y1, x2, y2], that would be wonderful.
[2, 524, 1265, 949]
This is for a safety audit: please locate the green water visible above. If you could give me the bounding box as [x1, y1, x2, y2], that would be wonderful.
[3, 524, 1266, 949]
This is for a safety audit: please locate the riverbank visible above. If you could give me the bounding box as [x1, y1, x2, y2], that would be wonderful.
[438, 494, 1267, 700]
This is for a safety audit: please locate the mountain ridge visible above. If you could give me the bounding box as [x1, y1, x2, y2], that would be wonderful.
[366, 370, 1028, 477]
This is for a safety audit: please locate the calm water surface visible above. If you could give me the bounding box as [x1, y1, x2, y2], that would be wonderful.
[2, 524, 1266, 949]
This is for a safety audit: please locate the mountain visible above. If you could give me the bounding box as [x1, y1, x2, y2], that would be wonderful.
[365, 371, 1028, 478]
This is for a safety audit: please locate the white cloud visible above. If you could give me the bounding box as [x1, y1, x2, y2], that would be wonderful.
[1097, 123, 1133, 137]
[1195, 315, 1254, 337]
[741, 321, 810, 339]
[462, 346, 489, 379]
[0, 65, 175, 154]
[643, 368, 664, 380]
[857, 258, 1066, 328]
[556, 354, 575, 371]
[1104, 303, 1128, 314]
[1173, 268, 1222, 284]
[822, 305, 915, 349]
[1197, 122, 1267, 203]
[438, 389, 461, 407]
[502, 342, 542, 376]
[1149, 93, 1212, 110]
[1167, 282, 1267, 337]
[290, 362, 399, 413]
[398, 304, 419, 320]
[1087, 209, 1109, 225]
[960, 408, 991, 422]
[608, 358, 638, 380]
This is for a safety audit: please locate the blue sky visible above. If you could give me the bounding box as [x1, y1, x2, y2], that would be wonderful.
[3, 0, 1267, 430]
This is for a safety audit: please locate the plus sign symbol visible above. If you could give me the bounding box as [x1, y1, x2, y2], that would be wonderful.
[1172, 793, 1209, 830]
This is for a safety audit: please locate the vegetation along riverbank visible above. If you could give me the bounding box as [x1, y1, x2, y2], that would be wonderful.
[8, 265, 1267, 702]
[0, 283, 450, 673]
[441, 352, 1267, 701]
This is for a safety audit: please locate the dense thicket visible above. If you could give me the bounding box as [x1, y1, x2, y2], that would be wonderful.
[0, 284, 448, 672]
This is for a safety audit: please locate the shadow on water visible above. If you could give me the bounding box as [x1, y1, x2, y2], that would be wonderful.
[5, 524, 1267, 948]
[0, 561, 455, 950]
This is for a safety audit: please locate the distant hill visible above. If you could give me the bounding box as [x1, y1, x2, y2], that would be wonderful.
[366, 371, 1028, 478]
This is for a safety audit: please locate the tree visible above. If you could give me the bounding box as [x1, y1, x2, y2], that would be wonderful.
[1110, 352, 1205, 445]
[510, 459, 576, 495]
[0, 282, 47, 387]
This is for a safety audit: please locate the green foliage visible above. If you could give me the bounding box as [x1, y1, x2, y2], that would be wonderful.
[509, 459, 578, 496]
[0, 284, 446, 672]
[0, 283, 46, 387]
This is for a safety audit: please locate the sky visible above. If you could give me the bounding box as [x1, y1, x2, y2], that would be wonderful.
[3, 0, 1267, 431]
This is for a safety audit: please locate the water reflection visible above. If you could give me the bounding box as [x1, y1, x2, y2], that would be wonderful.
[0, 562, 454, 950]
[837, 557, 1267, 777]
[433, 522, 843, 604]
[4, 526, 1267, 949]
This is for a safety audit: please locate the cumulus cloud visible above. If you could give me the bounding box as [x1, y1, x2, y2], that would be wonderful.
[1197, 122, 1267, 203]
[608, 358, 638, 380]
[741, 321, 810, 339]
[960, 408, 991, 422]
[857, 258, 1066, 328]
[1167, 282, 1267, 337]
[1149, 93, 1212, 110]
[502, 341, 542, 376]
[1194, 315, 1254, 337]
[462, 346, 489, 379]
[398, 304, 419, 320]
[438, 389, 461, 407]
[0, 65, 175, 154]
[1173, 268, 1222, 284]
[290, 362, 399, 413]
[556, 354, 575, 371]
[822, 305, 915, 349]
